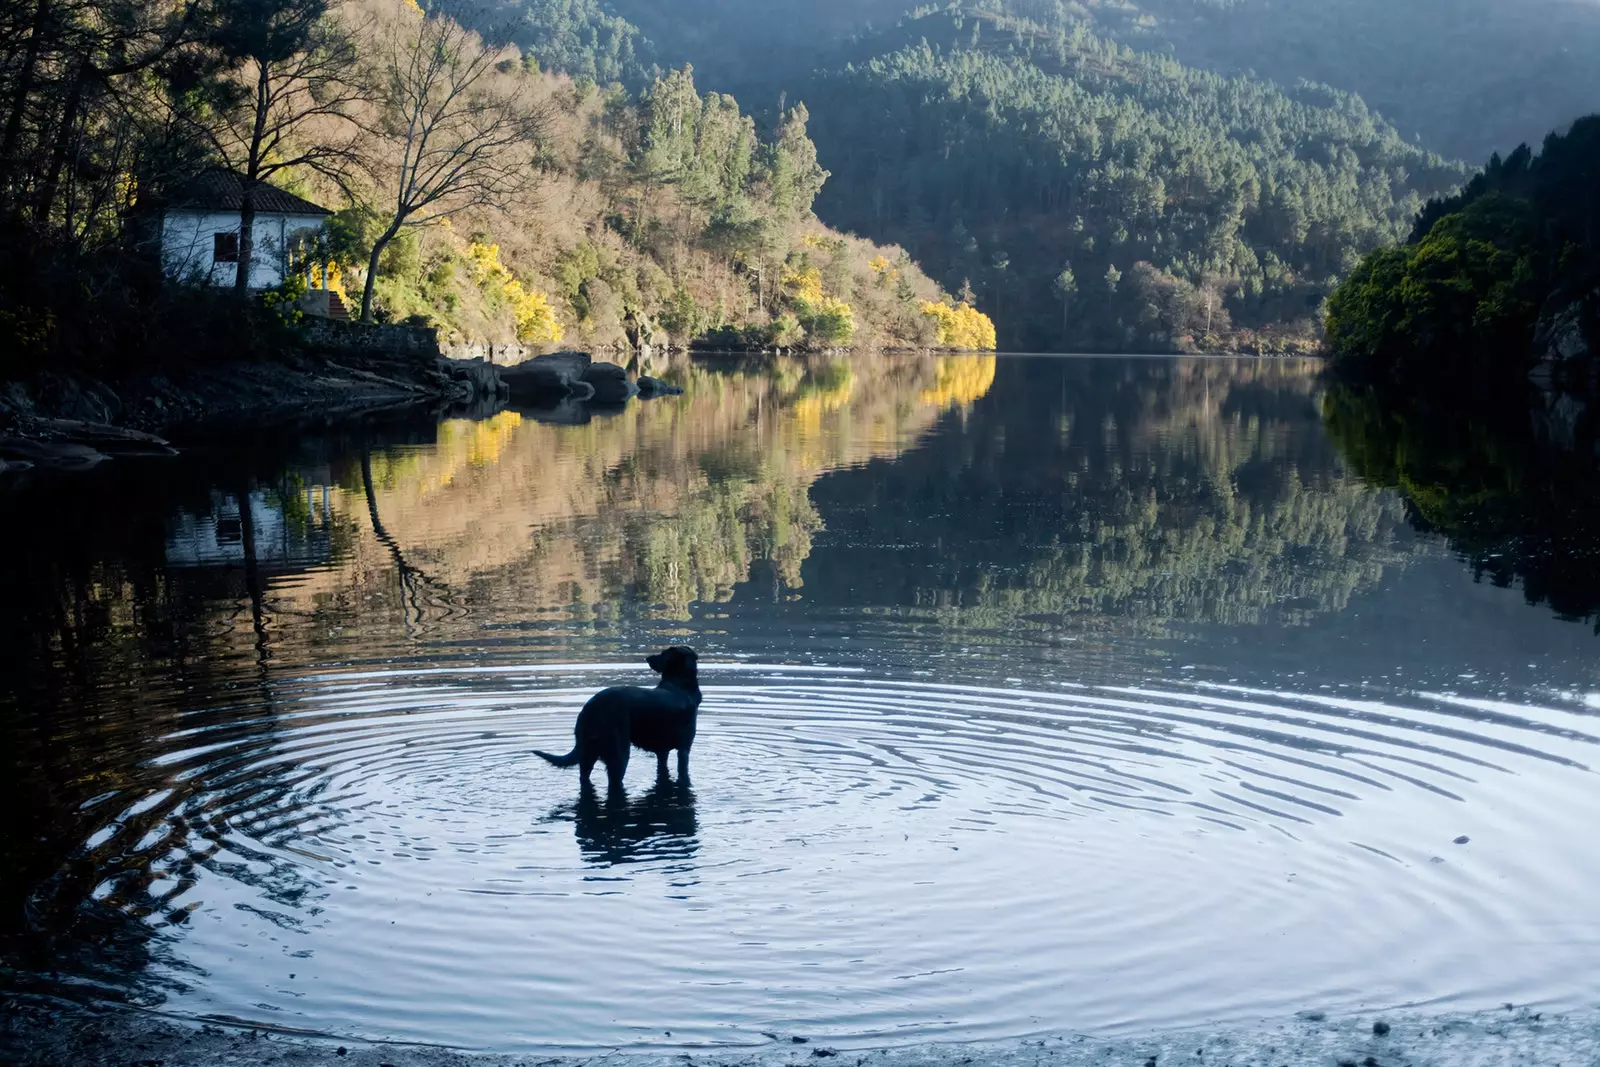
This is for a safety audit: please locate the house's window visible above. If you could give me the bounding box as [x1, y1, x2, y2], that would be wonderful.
[213, 231, 239, 264]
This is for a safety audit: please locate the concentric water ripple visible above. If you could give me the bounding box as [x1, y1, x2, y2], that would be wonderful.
[44, 663, 1600, 1050]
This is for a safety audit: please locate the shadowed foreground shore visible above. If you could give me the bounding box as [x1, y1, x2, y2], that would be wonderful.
[3, 1003, 1594, 1067]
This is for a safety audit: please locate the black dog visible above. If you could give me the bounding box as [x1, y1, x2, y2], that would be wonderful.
[535, 647, 701, 787]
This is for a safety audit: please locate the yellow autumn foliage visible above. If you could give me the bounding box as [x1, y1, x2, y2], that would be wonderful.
[920, 355, 997, 411]
[467, 241, 564, 343]
[783, 264, 827, 305]
[309, 261, 347, 297]
[921, 300, 998, 350]
[782, 264, 856, 345]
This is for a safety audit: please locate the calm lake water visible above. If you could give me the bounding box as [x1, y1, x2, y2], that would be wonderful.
[2, 354, 1597, 1051]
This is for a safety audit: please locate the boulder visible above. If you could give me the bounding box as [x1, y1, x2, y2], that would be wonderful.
[438, 357, 507, 401]
[0, 438, 109, 471]
[500, 350, 593, 401]
[1530, 291, 1599, 400]
[1533, 299, 1590, 364]
[636, 375, 684, 397]
[581, 361, 638, 403]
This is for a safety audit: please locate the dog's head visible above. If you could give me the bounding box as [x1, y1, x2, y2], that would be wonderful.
[647, 646, 698, 680]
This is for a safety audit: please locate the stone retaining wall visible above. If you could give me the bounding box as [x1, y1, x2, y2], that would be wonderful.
[301, 319, 441, 360]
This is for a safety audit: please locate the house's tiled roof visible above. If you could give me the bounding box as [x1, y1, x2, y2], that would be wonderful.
[169, 167, 333, 216]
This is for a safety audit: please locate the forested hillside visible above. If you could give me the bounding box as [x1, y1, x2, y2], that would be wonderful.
[0, 0, 997, 374]
[1089, 0, 1600, 164]
[496, 0, 1600, 165]
[803, 10, 1461, 350]
[1325, 117, 1600, 386]
[335, 57, 979, 352]
[493, 0, 1469, 350]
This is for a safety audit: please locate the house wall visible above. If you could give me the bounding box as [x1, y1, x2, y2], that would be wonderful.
[161, 210, 327, 289]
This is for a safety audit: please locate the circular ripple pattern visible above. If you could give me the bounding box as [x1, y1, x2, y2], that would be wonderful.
[57, 665, 1600, 1050]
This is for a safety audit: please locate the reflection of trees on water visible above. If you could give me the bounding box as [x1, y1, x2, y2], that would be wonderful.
[804, 358, 1414, 630]
[0, 439, 383, 1000]
[359, 445, 457, 636]
[0, 356, 985, 993]
[275, 351, 997, 634]
[1324, 382, 1600, 631]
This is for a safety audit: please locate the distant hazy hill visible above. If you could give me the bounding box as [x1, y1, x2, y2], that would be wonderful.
[494, 0, 1600, 164]
[1094, 0, 1600, 162]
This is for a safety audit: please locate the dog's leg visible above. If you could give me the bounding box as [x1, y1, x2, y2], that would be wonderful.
[677, 745, 691, 782]
[607, 747, 630, 789]
[656, 751, 670, 779]
[579, 755, 596, 785]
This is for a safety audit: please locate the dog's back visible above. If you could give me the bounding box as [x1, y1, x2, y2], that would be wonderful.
[536, 647, 701, 787]
[618, 683, 699, 753]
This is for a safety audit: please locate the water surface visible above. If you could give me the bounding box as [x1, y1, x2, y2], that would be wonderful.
[2, 354, 1597, 1051]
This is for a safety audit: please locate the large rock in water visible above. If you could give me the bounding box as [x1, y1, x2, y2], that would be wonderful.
[500, 351, 592, 402]
[636, 375, 684, 397]
[581, 361, 638, 404]
[1531, 291, 1597, 388]
[436, 357, 507, 403]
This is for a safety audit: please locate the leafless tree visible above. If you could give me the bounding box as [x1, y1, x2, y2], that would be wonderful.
[359, 9, 548, 322]
[200, 0, 368, 290]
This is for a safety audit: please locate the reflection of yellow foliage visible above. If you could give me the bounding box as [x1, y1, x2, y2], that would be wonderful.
[791, 365, 855, 434]
[276, 353, 972, 633]
[435, 410, 524, 484]
[921, 300, 998, 350]
[467, 242, 563, 343]
[920, 355, 996, 411]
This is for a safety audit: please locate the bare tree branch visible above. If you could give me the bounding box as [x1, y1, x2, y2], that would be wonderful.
[358, 9, 548, 323]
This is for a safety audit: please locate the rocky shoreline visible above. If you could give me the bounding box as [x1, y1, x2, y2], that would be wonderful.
[1, 999, 1592, 1067]
[0, 347, 688, 473]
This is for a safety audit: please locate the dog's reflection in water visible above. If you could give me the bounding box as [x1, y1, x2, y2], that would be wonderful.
[563, 776, 698, 867]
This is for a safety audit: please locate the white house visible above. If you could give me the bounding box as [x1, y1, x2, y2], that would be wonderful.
[161, 169, 332, 289]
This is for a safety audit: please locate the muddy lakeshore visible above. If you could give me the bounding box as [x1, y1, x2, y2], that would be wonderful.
[2, 1002, 1595, 1067]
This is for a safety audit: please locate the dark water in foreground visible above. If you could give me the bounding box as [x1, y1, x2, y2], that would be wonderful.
[2, 354, 1597, 1051]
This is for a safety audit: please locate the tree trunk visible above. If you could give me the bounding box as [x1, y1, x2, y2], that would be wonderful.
[233, 188, 257, 290]
[33, 54, 87, 226]
[360, 223, 401, 323]
[236, 58, 272, 291]
[0, 0, 50, 196]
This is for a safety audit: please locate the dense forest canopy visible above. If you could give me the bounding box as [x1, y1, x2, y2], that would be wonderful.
[1325, 117, 1600, 386]
[489, 0, 1490, 350]
[6, 0, 1596, 358]
[802, 10, 1462, 350]
[1093, 0, 1600, 164]
[493, 0, 1600, 163]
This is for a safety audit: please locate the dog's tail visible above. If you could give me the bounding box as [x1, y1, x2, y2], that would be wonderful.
[534, 748, 580, 769]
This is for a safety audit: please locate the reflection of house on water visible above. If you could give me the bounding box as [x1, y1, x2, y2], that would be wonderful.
[164, 486, 337, 570]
